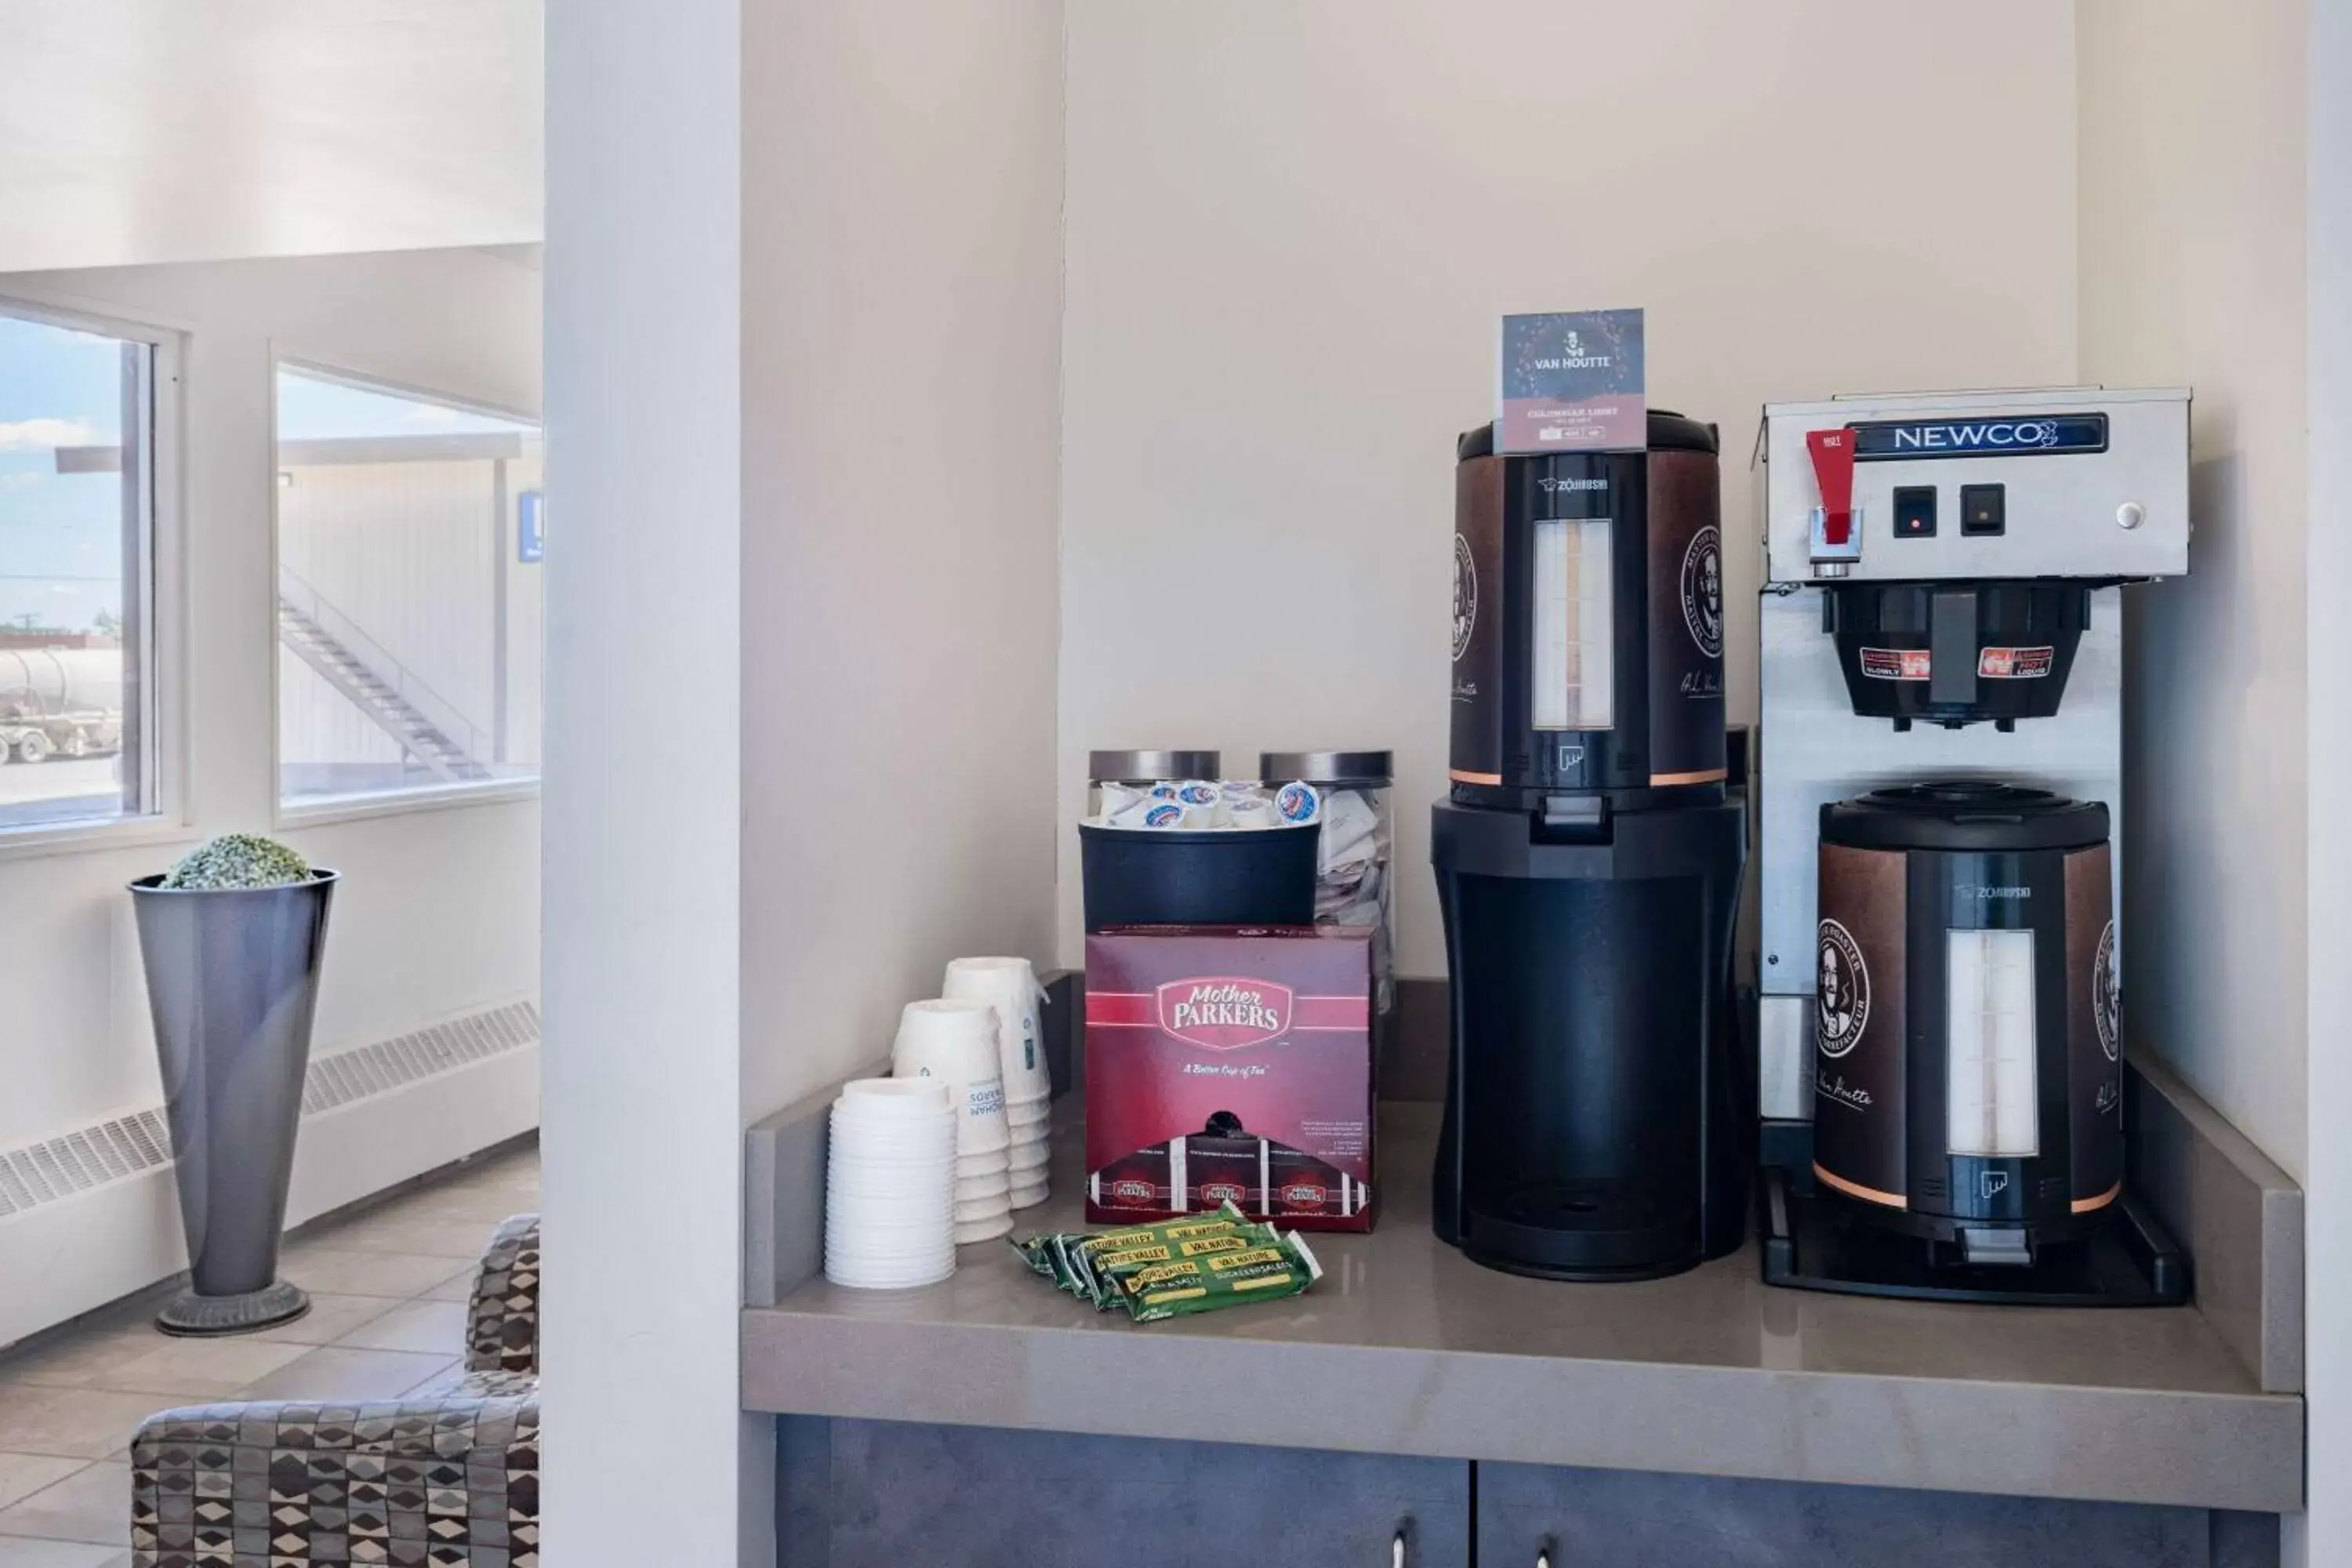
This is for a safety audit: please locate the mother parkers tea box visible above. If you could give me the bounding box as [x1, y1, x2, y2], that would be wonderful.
[1084, 925, 1375, 1232]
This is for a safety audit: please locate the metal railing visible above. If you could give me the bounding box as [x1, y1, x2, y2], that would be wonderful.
[278, 564, 492, 770]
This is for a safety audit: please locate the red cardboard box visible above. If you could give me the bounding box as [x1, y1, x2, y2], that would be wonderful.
[1084, 925, 1375, 1232]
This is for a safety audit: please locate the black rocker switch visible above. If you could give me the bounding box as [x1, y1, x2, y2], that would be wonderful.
[1961, 482, 2007, 536]
[1893, 486, 1937, 538]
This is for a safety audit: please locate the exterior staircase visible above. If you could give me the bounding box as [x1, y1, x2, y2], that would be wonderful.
[277, 588, 493, 782]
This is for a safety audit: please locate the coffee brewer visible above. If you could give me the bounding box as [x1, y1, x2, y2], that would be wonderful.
[1755, 387, 2191, 1304]
[1432, 412, 1747, 1281]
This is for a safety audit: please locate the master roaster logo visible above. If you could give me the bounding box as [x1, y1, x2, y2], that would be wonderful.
[1680, 524, 1723, 659]
[2094, 919, 2120, 1062]
[1452, 533, 1478, 662]
[1156, 978, 1294, 1052]
[1816, 919, 1871, 1059]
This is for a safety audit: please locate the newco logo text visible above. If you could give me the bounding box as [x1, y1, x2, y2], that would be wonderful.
[1894, 420, 2059, 452]
[1537, 476, 1607, 493]
[1958, 885, 2033, 900]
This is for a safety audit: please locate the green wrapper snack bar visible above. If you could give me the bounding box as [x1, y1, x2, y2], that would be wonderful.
[1114, 1232, 1323, 1323]
[1010, 1202, 1261, 1300]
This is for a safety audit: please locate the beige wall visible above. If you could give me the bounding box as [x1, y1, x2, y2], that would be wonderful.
[1056, 0, 2081, 975]
[2078, 0, 2310, 1181]
[739, 0, 1066, 1119]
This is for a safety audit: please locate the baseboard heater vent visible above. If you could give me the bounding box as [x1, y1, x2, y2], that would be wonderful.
[0, 1000, 539, 1219]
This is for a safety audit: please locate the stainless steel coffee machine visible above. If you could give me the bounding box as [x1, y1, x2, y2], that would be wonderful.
[1754, 387, 2193, 1304]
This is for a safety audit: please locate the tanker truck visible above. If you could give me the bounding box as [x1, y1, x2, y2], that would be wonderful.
[0, 646, 125, 763]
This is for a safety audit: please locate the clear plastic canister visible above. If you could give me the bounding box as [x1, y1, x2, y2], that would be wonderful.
[1086, 750, 1221, 821]
[1261, 750, 1395, 1012]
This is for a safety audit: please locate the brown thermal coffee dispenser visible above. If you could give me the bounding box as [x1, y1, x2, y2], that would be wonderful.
[1811, 785, 2125, 1258]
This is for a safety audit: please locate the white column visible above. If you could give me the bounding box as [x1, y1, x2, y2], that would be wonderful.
[2302, 3, 2351, 1562]
[542, 3, 746, 1564]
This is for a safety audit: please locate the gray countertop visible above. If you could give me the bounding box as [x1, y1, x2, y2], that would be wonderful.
[741, 1103, 2303, 1513]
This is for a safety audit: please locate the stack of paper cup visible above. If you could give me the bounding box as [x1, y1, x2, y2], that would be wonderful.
[824, 1078, 956, 1289]
[944, 956, 1053, 1207]
[1004, 1098, 1051, 1207]
[891, 998, 1012, 1243]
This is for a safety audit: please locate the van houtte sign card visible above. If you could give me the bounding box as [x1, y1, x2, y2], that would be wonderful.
[1497, 308, 1646, 454]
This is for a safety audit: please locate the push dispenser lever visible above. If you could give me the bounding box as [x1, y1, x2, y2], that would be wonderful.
[1805, 426, 1863, 575]
[1538, 793, 1608, 840]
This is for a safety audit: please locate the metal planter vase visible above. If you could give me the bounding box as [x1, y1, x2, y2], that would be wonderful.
[129, 869, 337, 1335]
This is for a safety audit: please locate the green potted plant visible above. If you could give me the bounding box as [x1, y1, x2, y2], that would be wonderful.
[129, 834, 337, 1334]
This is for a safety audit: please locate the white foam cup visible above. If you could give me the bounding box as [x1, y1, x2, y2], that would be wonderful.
[954, 1192, 1012, 1224]
[941, 957, 1054, 1105]
[839, 1077, 953, 1117]
[956, 1168, 1011, 1200]
[890, 1000, 1011, 1157]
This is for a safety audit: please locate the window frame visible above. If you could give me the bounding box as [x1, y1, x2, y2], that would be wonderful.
[0, 290, 187, 861]
[269, 350, 544, 829]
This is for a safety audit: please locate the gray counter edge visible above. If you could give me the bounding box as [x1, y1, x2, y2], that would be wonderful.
[739, 1309, 2303, 1514]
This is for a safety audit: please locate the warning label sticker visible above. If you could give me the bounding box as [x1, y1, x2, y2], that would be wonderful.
[1978, 645, 2056, 679]
[1860, 648, 1932, 681]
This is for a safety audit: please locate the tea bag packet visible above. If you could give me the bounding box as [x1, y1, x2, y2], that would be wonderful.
[1317, 788, 1382, 875]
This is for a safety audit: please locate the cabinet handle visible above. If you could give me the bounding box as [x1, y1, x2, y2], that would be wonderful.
[1536, 1552, 1551, 1568]
[1392, 1527, 1406, 1568]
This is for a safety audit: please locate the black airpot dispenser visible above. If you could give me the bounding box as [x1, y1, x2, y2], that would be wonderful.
[1432, 412, 1748, 1281]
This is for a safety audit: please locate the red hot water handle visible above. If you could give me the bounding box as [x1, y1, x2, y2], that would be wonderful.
[1806, 426, 1858, 546]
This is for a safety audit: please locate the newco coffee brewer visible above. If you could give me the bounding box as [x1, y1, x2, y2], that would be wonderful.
[1755, 387, 2190, 1304]
[1433, 412, 1747, 1280]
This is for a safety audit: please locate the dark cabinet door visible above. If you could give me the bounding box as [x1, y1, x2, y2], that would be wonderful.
[781, 1417, 1470, 1568]
[1474, 1463, 2222, 1568]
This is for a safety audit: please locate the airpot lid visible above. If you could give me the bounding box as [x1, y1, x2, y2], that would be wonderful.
[1820, 782, 2110, 853]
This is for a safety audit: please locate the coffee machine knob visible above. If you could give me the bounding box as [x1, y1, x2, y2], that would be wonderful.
[2117, 500, 2146, 530]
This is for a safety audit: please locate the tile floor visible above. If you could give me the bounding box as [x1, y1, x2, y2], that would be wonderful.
[0, 1141, 539, 1566]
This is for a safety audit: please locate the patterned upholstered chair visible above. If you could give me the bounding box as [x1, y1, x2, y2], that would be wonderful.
[131, 1213, 541, 1567]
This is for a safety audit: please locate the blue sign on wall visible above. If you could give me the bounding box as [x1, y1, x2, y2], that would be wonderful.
[517, 489, 544, 563]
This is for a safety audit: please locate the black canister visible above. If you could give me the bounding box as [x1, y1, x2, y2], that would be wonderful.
[1078, 822, 1319, 932]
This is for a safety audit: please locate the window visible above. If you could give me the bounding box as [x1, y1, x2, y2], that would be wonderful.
[274, 365, 542, 809]
[0, 305, 160, 832]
